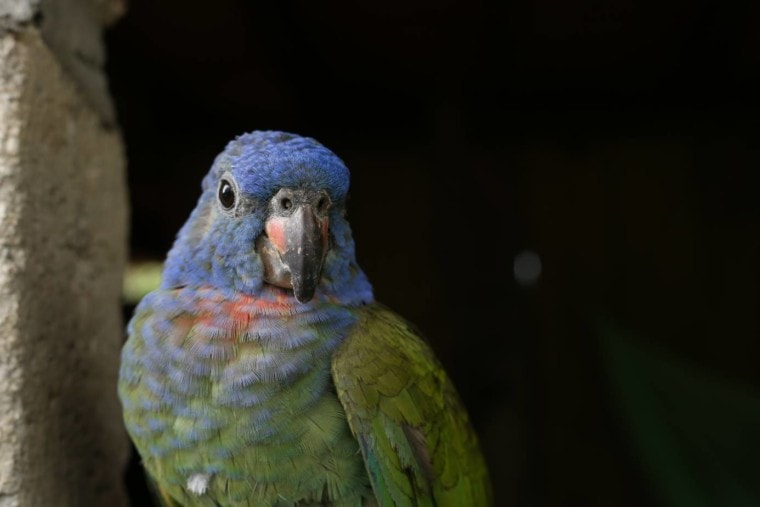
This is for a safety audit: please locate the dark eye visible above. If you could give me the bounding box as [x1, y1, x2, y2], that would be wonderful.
[316, 196, 330, 213]
[280, 198, 293, 210]
[218, 179, 235, 209]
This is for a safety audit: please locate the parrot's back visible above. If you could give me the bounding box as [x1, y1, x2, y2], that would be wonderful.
[119, 286, 373, 506]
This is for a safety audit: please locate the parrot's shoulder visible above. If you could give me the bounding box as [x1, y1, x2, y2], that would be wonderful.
[337, 302, 438, 371]
[331, 302, 492, 506]
[333, 303, 447, 419]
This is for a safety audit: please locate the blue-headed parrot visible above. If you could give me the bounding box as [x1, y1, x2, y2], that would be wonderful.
[118, 131, 492, 506]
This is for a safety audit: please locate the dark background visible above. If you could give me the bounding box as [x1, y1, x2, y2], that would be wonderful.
[106, 1, 760, 506]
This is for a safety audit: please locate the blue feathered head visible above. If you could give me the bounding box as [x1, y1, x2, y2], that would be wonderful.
[161, 131, 373, 305]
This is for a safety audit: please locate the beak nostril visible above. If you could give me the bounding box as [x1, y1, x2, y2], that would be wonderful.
[316, 195, 330, 213]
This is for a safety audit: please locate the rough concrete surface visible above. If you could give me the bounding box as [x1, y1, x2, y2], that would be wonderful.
[0, 0, 40, 31]
[0, 2, 128, 505]
[40, 0, 127, 124]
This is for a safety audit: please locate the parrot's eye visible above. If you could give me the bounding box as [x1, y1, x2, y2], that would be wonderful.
[280, 198, 293, 210]
[218, 179, 236, 209]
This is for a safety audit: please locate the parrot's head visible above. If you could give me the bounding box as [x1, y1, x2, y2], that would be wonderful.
[161, 131, 373, 305]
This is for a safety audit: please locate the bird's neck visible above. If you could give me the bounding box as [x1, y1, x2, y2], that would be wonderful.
[160, 284, 358, 411]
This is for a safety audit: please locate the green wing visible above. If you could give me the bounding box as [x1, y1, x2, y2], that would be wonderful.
[331, 304, 492, 507]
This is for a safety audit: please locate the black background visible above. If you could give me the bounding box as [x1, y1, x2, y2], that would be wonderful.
[106, 1, 760, 505]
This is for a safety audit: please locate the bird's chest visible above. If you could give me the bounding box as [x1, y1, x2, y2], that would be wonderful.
[120, 294, 367, 505]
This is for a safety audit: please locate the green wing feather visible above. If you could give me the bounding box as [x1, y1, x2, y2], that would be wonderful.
[332, 303, 492, 506]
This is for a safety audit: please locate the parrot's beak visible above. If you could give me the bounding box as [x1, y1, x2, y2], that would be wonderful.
[256, 201, 329, 303]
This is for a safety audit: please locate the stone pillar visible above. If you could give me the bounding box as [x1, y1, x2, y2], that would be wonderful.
[0, 0, 129, 506]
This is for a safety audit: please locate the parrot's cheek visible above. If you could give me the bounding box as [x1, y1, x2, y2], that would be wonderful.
[256, 233, 292, 290]
[264, 218, 289, 254]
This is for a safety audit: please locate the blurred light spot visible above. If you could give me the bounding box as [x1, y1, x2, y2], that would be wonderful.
[513, 250, 542, 287]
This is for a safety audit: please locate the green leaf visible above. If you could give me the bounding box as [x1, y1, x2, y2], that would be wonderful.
[601, 321, 760, 507]
[123, 261, 163, 304]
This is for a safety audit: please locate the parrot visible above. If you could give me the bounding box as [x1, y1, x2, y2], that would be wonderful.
[118, 131, 492, 507]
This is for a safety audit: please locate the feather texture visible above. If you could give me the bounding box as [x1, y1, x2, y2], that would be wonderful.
[119, 287, 373, 506]
[332, 304, 492, 506]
